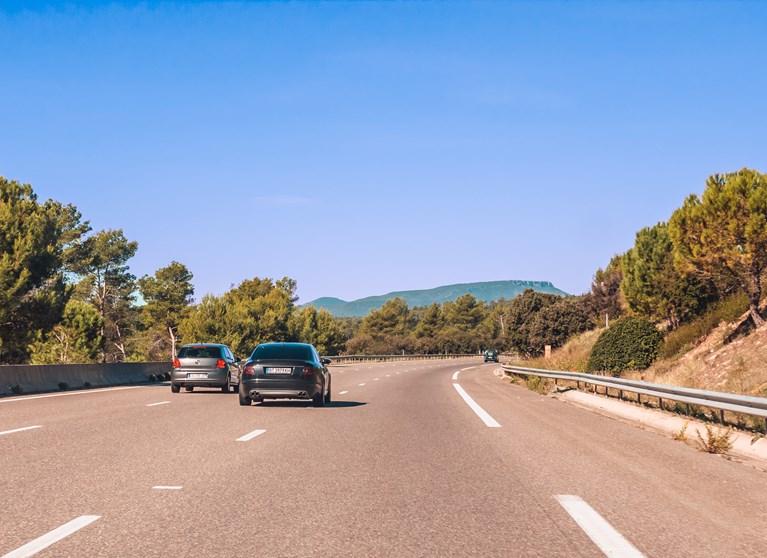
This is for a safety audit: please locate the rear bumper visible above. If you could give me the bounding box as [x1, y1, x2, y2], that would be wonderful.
[171, 369, 233, 387]
[241, 378, 320, 400]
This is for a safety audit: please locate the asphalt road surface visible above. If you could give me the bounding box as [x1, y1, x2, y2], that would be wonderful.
[2, 359, 766, 557]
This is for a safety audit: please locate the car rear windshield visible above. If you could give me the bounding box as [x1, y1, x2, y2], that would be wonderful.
[178, 346, 223, 359]
[250, 344, 314, 361]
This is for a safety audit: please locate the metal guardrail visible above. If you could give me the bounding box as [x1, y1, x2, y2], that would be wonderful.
[502, 364, 767, 420]
[329, 354, 478, 364]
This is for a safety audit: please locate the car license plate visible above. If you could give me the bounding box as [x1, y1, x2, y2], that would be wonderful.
[265, 367, 292, 375]
[188, 373, 207, 379]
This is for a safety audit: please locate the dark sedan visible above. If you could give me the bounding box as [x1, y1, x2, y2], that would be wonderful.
[239, 342, 332, 407]
[483, 349, 498, 363]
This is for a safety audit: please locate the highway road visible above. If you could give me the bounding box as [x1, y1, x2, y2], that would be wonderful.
[1, 359, 766, 557]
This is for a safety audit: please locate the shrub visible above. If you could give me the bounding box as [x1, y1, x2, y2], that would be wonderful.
[659, 293, 749, 360]
[587, 317, 662, 374]
[525, 375, 550, 394]
[696, 424, 733, 454]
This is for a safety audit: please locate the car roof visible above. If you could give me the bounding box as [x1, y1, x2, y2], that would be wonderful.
[257, 342, 313, 348]
[181, 343, 227, 348]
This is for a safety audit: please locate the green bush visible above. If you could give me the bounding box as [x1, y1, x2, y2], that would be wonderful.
[659, 293, 749, 360]
[587, 317, 662, 374]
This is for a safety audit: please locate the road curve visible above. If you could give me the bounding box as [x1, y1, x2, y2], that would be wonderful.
[1, 359, 766, 557]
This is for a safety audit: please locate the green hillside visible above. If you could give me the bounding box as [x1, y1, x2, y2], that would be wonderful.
[305, 280, 568, 317]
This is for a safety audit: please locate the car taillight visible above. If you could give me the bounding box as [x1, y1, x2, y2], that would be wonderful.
[216, 359, 226, 369]
[172, 358, 180, 369]
[302, 366, 314, 378]
[242, 364, 255, 376]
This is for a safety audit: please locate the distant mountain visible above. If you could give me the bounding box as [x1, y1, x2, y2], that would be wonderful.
[304, 280, 568, 318]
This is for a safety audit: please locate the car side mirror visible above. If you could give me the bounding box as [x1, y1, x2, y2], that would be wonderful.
[321, 358, 332, 365]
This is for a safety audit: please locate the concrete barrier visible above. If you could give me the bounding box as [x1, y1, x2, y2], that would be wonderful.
[0, 362, 171, 397]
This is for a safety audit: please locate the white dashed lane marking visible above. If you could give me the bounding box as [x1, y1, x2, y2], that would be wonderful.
[236, 429, 267, 442]
[452, 383, 501, 428]
[0, 425, 43, 437]
[2, 515, 100, 558]
[556, 495, 644, 558]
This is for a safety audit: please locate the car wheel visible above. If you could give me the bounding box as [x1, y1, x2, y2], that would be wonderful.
[185, 386, 194, 392]
[171, 384, 180, 393]
[324, 380, 331, 404]
[221, 376, 231, 393]
[239, 390, 252, 406]
[313, 389, 325, 407]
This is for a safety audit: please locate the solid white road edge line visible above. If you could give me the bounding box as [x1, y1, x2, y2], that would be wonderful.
[1, 515, 100, 558]
[339, 390, 349, 395]
[452, 383, 501, 428]
[555, 495, 644, 558]
[236, 429, 267, 442]
[0, 385, 148, 404]
[152, 486, 182, 490]
[145, 401, 170, 407]
[0, 425, 42, 437]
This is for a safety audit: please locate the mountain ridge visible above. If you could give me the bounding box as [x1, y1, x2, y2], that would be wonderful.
[304, 280, 568, 317]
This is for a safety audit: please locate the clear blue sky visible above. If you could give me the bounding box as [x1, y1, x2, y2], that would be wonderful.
[2, 1, 766, 303]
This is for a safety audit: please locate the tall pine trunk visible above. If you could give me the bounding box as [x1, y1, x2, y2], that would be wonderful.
[748, 273, 764, 327]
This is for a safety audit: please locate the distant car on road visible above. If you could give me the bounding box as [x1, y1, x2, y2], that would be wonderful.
[239, 342, 332, 407]
[171, 343, 241, 393]
[483, 349, 498, 363]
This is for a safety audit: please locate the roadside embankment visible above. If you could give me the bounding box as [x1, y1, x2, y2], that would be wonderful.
[0, 362, 170, 397]
[556, 388, 767, 465]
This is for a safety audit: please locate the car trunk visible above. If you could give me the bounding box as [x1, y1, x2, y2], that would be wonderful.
[251, 359, 314, 379]
[178, 357, 221, 371]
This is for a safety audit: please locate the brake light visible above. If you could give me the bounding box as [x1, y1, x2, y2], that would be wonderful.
[302, 366, 314, 378]
[216, 359, 226, 369]
[172, 358, 180, 369]
[242, 363, 255, 376]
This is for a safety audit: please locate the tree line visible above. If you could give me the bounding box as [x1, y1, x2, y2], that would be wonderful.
[2, 168, 765, 365]
[0, 177, 348, 363]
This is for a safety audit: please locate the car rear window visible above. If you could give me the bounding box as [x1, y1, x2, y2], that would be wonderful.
[178, 346, 223, 359]
[250, 344, 314, 361]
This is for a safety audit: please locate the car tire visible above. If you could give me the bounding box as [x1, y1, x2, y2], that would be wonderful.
[171, 384, 180, 393]
[185, 386, 194, 392]
[324, 380, 331, 404]
[221, 377, 231, 393]
[313, 390, 325, 407]
[239, 390, 252, 406]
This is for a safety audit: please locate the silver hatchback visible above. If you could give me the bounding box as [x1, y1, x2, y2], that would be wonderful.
[171, 343, 241, 393]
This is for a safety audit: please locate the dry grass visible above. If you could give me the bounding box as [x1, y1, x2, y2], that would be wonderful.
[512, 328, 604, 372]
[525, 375, 551, 394]
[696, 424, 734, 454]
[632, 319, 767, 396]
[672, 422, 689, 442]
